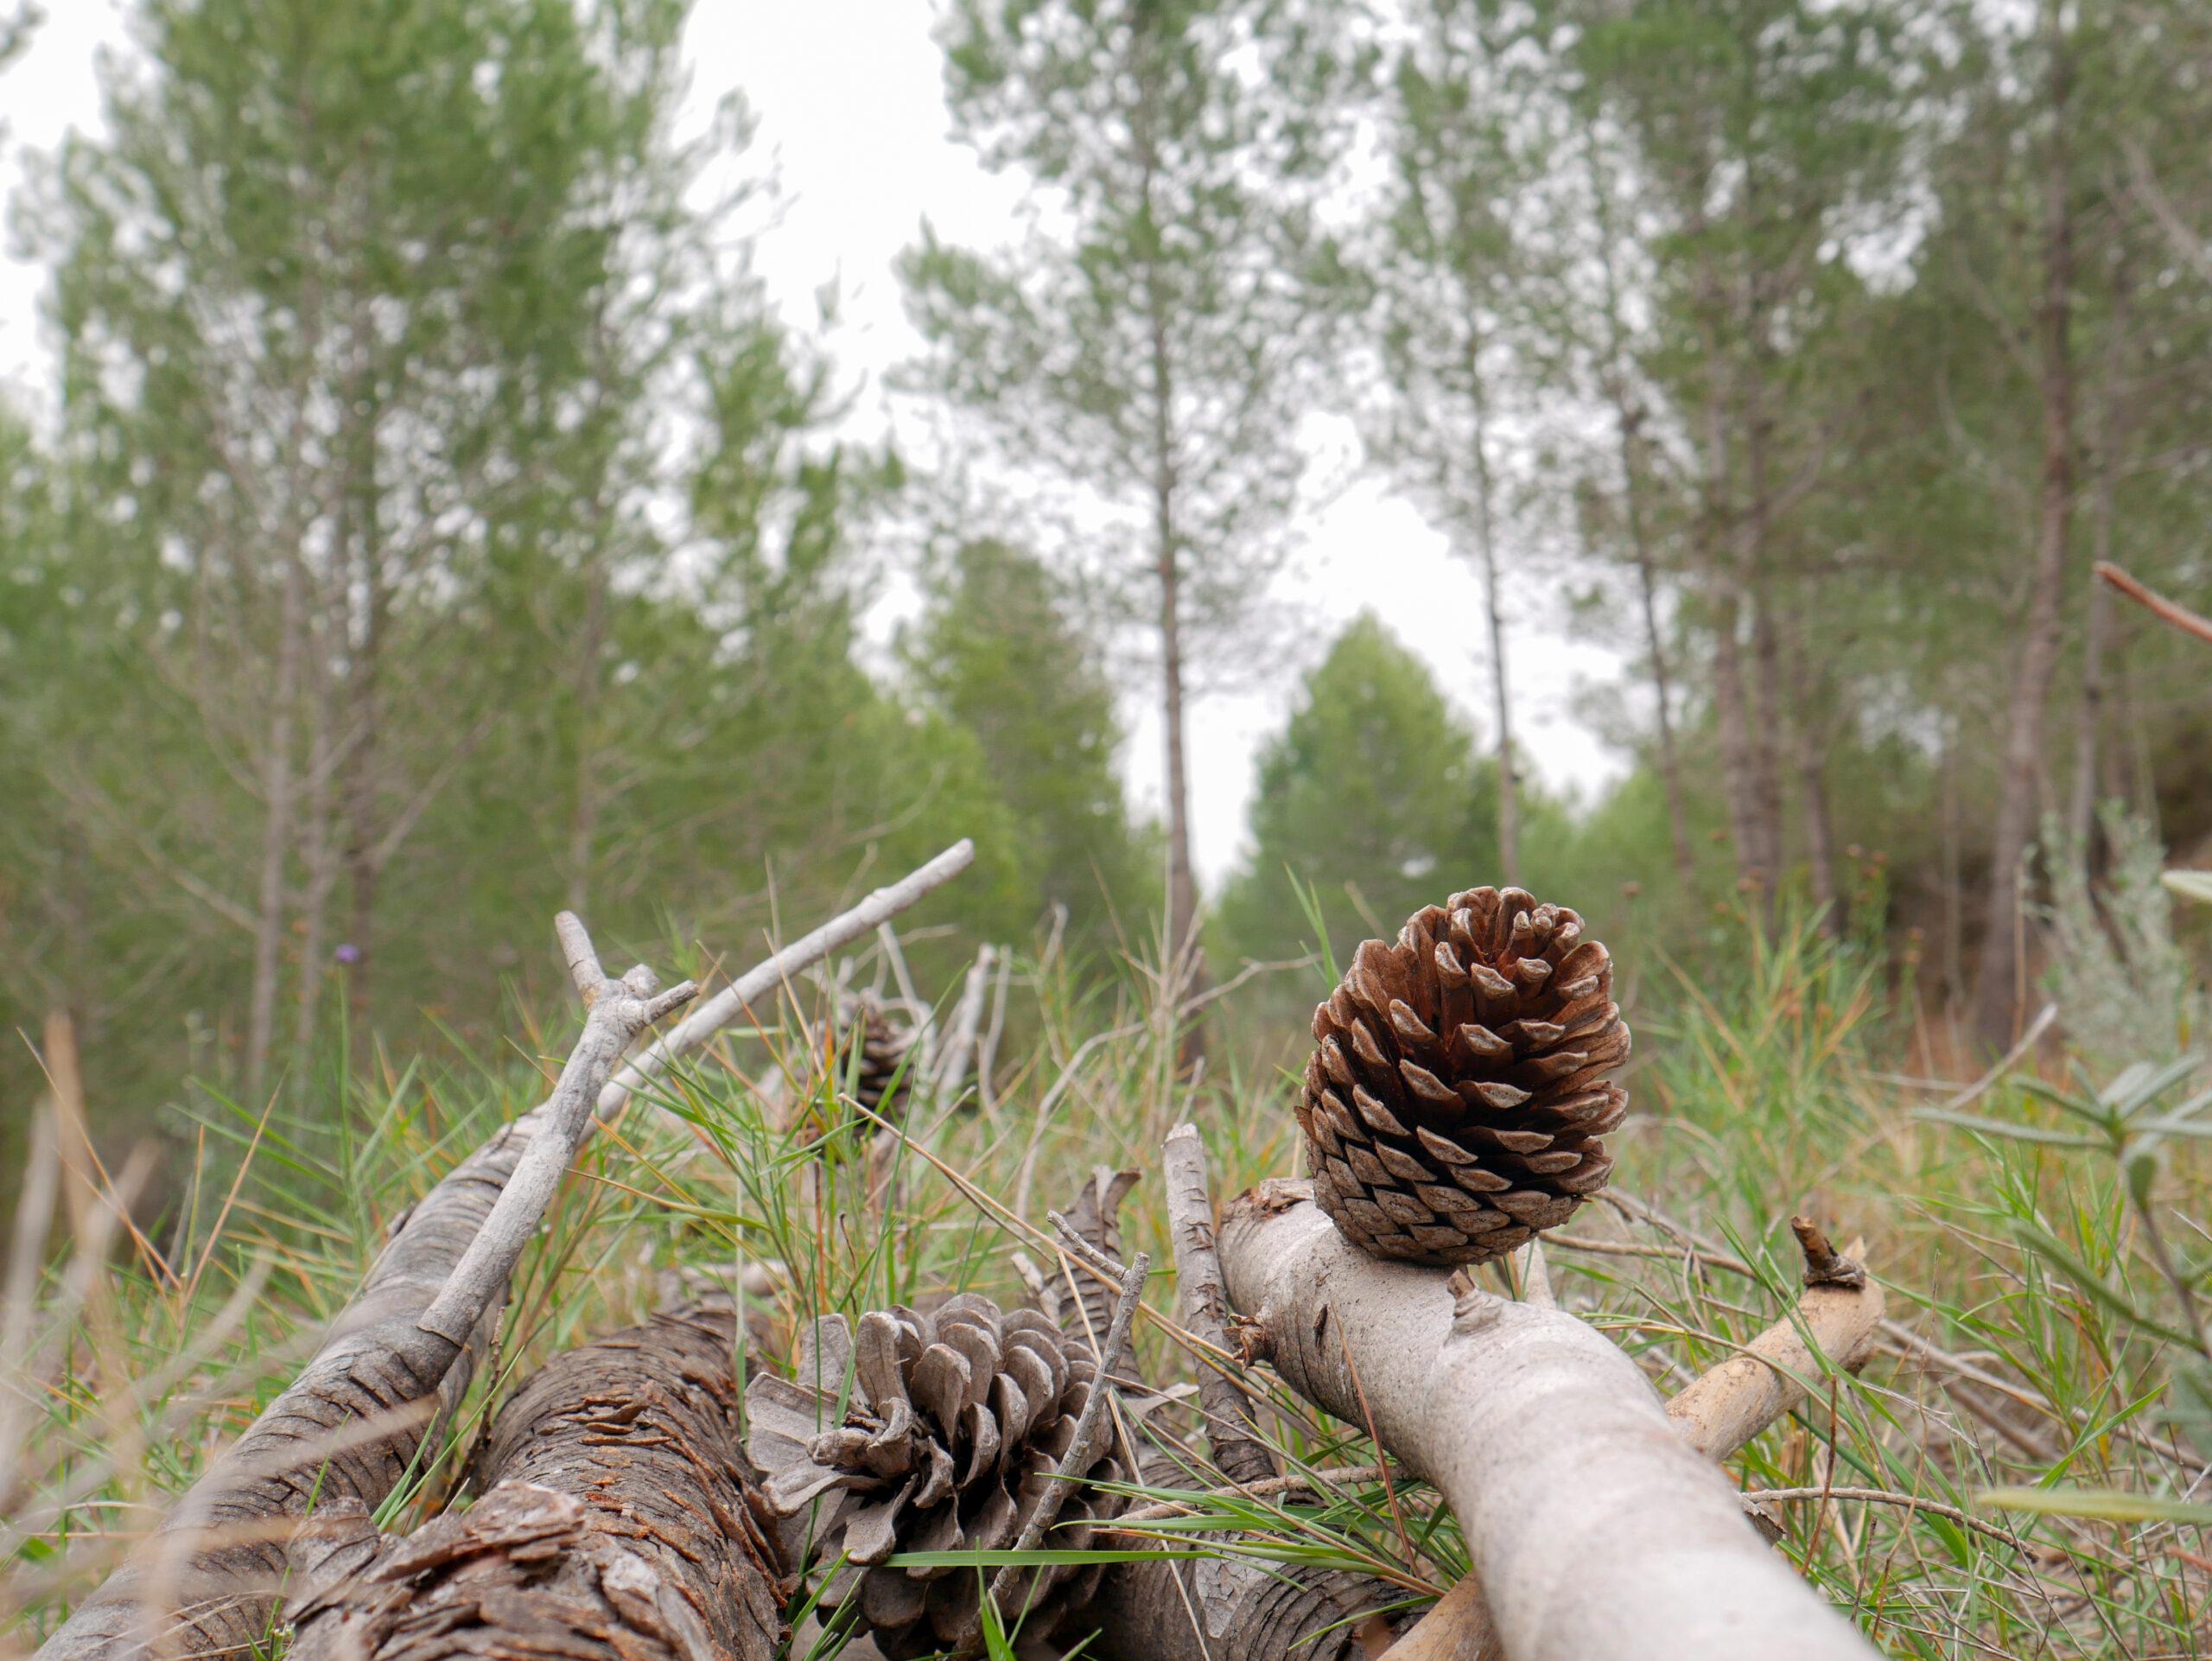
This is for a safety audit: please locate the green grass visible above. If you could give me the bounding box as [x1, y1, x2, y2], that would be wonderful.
[5, 911, 2211, 1659]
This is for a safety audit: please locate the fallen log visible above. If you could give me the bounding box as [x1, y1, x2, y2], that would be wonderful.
[1075, 1141, 1411, 1661]
[1216, 1180, 1880, 1661]
[32, 843, 974, 1661]
[1380, 1218, 1887, 1661]
[287, 1305, 783, 1661]
[31, 918, 694, 1661]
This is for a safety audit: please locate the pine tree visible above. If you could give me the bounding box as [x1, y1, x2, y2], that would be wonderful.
[1221, 614, 1501, 971]
[906, 540, 1156, 950]
[901, 0, 1344, 1020]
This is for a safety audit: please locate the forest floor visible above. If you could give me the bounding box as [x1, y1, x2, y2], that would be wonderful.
[3, 919, 2208, 1661]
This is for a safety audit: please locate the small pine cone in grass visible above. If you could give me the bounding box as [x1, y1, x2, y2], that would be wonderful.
[1300, 887, 1630, 1267]
[849, 996, 918, 1118]
[809, 993, 916, 1130]
[745, 1295, 1123, 1657]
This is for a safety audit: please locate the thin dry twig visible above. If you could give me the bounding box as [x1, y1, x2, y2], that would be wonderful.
[2098, 560, 2212, 646]
[417, 914, 696, 1344]
[1743, 1486, 2023, 1549]
[978, 1247, 1151, 1648]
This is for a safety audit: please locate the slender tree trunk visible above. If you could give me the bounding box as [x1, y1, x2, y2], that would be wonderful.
[1975, 10, 2076, 1050]
[1789, 612, 1840, 934]
[341, 416, 385, 1028]
[294, 665, 340, 1070]
[2068, 257, 2129, 850]
[1136, 132, 1207, 1047]
[567, 563, 608, 919]
[1158, 503, 1198, 975]
[1748, 576, 1787, 912]
[1742, 365, 1785, 920]
[1465, 353, 1518, 887]
[1941, 720, 1965, 1011]
[1709, 582, 1764, 893]
[1587, 150, 1695, 891]
[1695, 319, 1770, 904]
[245, 550, 306, 1098]
[1618, 406, 1696, 889]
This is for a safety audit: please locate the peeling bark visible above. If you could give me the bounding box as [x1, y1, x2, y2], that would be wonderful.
[287, 1307, 784, 1661]
[1216, 1181, 1877, 1661]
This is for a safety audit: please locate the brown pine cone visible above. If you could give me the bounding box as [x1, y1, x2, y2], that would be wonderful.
[845, 995, 918, 1120]
[745, 1295, 1124, 1657]
[1299, 887, 1630, 1267]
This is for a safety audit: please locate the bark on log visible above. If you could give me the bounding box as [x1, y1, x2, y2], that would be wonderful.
[1216, 1181, 1878, 1661]
[30, 1085, 516, 1661]
[288, 1306, 784, 1661]
[35, 849, 975, 1661]
[1383, 1221, 1886, 1661]
[1160, 1124, 1274, 1489]
[1073, 1149, 1408, 1661]
[1666, 1222, 1884, 1461]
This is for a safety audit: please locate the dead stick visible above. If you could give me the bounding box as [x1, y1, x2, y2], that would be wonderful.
[596, 839, 976, 1121]
[419, 915, 695, 1343]
[977, 1249, 1151, 1648]
[30, 850, 972, 1661]
[1220, 1182, 1879, 1661]
[1161, 1123, 1274, 1486]
[2098, 560, 2212, 646]
[1381, 1223, 1886, 1661]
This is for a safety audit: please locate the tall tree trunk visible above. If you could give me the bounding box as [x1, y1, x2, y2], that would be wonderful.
[1940, 719, 1965, 1011]
[567, 563, 608, 919]
[1618, 404, 1696, 889]
[1709, 582, 1764, 894]
[1157, 478, 1202, 997]
[2067, 255, 2129, 850]
[245, 550, 305, 1099]
[1588, 151, 1695, 893]
[1788, 600, 1840, 934]
[1748, 576, 1787, 914]
[1136, 115, 1207, 1050]
[1974, 10, 2076, 1050]
[341, 414, 386, 1028]
[1742, 362, 1785, 920]
[1466, 351, 1518, 887]
[293, 663, 340, 1072]
[1695, 315, 1769, 905]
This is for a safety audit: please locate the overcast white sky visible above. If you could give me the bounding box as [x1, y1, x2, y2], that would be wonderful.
[0, 0, 1630, 889]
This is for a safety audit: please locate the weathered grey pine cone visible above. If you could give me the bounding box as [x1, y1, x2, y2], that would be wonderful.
[745, 1295, 1124, 1657]
[1300, 887, 1630, 1267]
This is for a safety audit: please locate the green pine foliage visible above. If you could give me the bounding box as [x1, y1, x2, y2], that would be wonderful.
[906, 540, 1160, 951]
[1218, 613, 1503, 971]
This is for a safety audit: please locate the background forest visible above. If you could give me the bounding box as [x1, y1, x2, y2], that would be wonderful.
[9, 4, 2212, 1660]
[0, 0, 2209, 1168]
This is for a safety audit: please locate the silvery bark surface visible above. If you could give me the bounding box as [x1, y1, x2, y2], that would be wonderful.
[1074, 1152, 1406, 1661]
[1160, 1125, 1274, 1489]
[1217, 1183, 1878, 1661]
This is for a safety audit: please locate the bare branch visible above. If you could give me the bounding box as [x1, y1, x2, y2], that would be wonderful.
[594, 838, 976, 1122]
[417, 915, 695, 1346]
[2098, 560, 2212, 647]
[1161, 1123, 1274, 1487]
